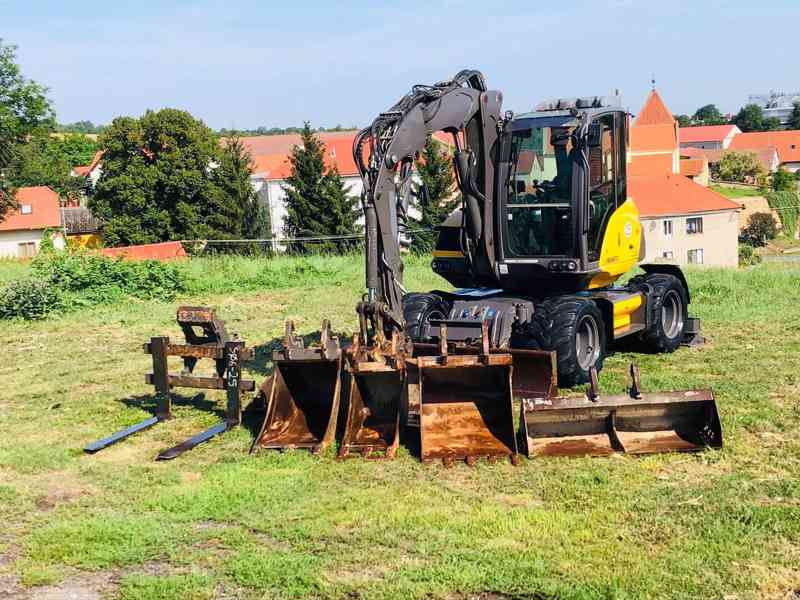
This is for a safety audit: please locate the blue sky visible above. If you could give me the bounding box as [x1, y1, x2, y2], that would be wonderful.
[3, 0, 798, 129]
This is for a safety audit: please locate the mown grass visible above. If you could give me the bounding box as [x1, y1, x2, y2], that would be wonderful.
[0, 255, 798, 599]
[710, 185, 764, 199]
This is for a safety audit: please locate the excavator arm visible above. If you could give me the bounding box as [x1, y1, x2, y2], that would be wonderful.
[352, 69, 503, 343]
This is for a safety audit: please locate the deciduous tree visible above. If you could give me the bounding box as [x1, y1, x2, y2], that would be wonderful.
[693, 104, 725, 125]
[788, 102, 800, 130]
[0, 39, 55, 221]
[713, 151, 765, 183]
[90, 109, 256, 246]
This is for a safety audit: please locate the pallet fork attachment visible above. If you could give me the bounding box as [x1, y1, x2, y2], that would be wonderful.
[251, 320, 343, 454]
[84, 307, 254, 460]
[520, 363, 723, 458]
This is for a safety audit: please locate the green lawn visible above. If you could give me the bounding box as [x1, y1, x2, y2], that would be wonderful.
[0, 256, 799, 599]
[710, 184, 764, 199]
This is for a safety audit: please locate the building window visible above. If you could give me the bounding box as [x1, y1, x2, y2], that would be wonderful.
[662, 251, 674, 259]
[17, 242, 36, 258]
[687, 249, 704, 264]
[663, 220, 673, 236]
[686, 217, 703, 234]
[20, 204, 32, 215]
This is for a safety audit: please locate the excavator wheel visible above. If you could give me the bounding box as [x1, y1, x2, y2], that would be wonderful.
[403, 293, 452, 342]
[636, 273, 688, 353]
[513, 297, 606, 388]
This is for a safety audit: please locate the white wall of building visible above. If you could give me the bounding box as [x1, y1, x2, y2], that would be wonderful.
[641, 210, 740, 268]
[0, 229, 46, 258]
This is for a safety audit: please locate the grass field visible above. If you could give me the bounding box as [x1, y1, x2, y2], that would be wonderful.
[1, 255, 799, 600]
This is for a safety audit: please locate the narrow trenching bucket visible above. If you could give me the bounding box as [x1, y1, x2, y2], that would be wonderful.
[520, 365, 723, 458]
[413, 323, 518, 465]
[251, 320, 342, 454]
[337, 352, 403, 459]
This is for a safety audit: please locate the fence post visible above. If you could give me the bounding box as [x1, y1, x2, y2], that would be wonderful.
[150, 336, 172, 419]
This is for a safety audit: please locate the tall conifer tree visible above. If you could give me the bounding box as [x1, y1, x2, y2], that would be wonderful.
[283, 123, 359, 252]
[410, 136, 457, 253]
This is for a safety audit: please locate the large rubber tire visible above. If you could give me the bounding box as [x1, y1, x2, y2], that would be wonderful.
[512, 297, 607, 388]
[634, 273, 688, 353]
[403, 293, 451, 342]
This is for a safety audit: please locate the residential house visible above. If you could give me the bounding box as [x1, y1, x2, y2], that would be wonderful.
[71, 150, 104, 188]
[628, 91, 741, 267]
[729, 130, 800, 172]
[629, 174, 741, 267]
[0, 186, 65, 258]
[679, 124, 741, 150]
[238, 131, 366, 242]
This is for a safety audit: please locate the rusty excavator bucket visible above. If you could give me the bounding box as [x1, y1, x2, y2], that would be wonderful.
[251, 320, 343, 454]
[337, 333, 405, 460]
[409, 323, 520, 466]
[519, 363, 723, 458]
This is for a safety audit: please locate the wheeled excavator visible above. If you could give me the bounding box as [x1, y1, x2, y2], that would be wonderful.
[252, 70, 722, 464]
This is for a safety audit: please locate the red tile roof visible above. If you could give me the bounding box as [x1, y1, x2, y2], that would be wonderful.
[0, 186, 62, 232]
[679, 146, 707, 158]
[628, 153, 674, 177]
[635, 90, 675, 126]
[679, 158, 705, 177]
[100, 241, 187, 261]
[679, 125, 738, 144]
[729, 130, 800, 163]
[629, 174, 740, 217]
[236, 131, 362, 180]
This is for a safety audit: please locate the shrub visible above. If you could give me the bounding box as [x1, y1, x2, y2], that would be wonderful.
[739, 212, 779, 247]
[772, 167, 796, 192]
[738, 243, 761, 267]
[0, 278, 62, 320]
[32, 251, 186, 300]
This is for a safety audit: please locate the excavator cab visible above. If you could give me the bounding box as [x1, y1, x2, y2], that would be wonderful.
[434, 100, 642, 295]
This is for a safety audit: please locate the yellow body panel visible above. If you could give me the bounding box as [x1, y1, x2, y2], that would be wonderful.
[431, 249, 465, 259]
[589, 199, 642, 289]
[611, 293, 644, 333]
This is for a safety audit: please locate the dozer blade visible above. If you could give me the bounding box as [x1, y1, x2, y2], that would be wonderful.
[414, 323, 518, 466]
[520, 364, 723, 458]
[251, 320, 342, 454]
[338, 334, 405, 459]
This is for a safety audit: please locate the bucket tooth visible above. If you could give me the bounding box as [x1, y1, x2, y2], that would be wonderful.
[338, 334, 404, 460]
[252, 320, 342, 454]
[415, 322, 518, 464]
[520, 362, 723, 458]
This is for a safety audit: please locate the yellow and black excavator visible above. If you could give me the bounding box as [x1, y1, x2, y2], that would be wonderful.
[252, 70, 722, 464]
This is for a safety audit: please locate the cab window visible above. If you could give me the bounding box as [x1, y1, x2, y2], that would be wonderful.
[586, 114, 620, 262]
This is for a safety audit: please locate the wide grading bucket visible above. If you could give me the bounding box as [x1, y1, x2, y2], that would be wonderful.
[251, 321, 342, 454]
[337, 341, 404, 459]
[520, 366, 722, 458]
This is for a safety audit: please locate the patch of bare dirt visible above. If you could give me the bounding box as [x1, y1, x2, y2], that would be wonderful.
[3, 572, 114, 600]
[35, 480, 91, 512]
